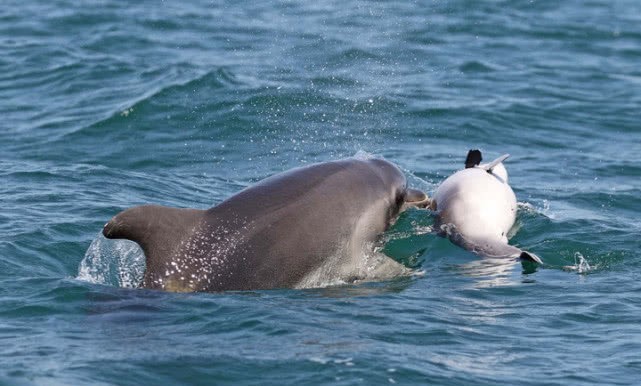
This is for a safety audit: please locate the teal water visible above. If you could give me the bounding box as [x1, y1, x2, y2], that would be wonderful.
[2, 0, 641, 384]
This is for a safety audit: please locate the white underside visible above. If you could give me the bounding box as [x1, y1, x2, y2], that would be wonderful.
[433, 166, 517, 248]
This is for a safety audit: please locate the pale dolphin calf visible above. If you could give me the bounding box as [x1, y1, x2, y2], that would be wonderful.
[429, 150, 542, 263]
[102, 157, 429, 292]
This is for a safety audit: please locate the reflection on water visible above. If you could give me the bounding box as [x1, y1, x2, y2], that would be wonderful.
[449, 256, 541, 289]
[302, 276, 416, 298]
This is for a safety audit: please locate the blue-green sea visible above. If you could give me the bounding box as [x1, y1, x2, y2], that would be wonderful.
[2, 1, 641, 384]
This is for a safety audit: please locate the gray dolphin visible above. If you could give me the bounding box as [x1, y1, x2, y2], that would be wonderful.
[103, 157, 428, 292]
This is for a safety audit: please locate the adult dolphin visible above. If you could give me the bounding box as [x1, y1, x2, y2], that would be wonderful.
[429, 150, 542, 264]
[103, 157, 429, 292]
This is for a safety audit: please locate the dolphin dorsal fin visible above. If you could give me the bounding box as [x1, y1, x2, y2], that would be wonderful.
[480, 154, 510, 173]
[465, 149, 483, 169]
[103, 205, 204, 285]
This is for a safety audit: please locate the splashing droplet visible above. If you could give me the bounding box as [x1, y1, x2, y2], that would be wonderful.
[77, 233, 145, 288]
[574, 252, 591, 274]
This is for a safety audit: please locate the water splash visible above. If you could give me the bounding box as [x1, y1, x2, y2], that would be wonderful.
[574, 252, 592, 274]
[516, 199, 553, 218]
[541, 199, 552, 217]
[563, 252, 593, 274]
[77, 234, 145, 288]
[382, 224, 434, 242]
[353, 149, 375, 160]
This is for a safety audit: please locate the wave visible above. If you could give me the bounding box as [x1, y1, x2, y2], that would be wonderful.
[59, 67, 242, 140]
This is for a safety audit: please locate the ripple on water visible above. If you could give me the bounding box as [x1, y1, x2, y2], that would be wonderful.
[2, 0, 641, 384]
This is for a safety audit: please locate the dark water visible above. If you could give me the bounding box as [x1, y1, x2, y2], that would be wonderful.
[2, 1, 641, 384]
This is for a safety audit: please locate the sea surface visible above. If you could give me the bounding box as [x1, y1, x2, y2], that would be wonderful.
[2, 0, 641, 384]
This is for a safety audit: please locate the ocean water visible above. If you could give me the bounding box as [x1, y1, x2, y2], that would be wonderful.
[1, 0, 641, 384]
